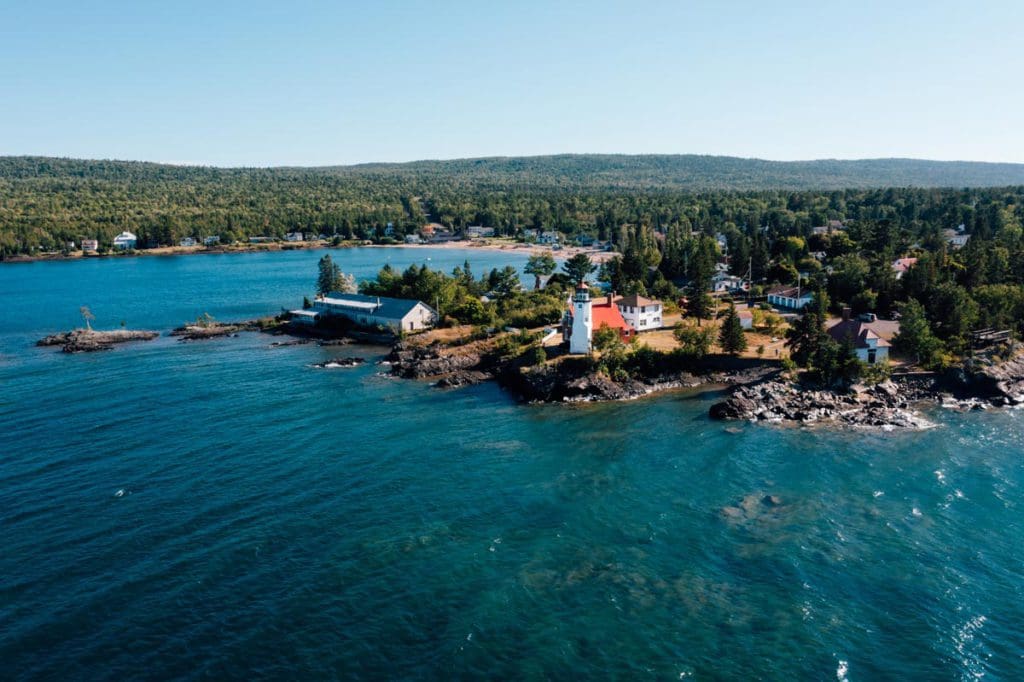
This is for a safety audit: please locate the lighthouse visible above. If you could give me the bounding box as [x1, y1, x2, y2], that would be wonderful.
[569, 283, 592, 354]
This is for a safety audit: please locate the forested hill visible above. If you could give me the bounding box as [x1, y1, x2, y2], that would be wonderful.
[5, 154, 1024, 191]
[346, 155, 1024, 191]
[3, 154, 1024, 256]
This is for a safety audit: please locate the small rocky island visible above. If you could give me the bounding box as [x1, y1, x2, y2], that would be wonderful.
[36, 328, 160, 353]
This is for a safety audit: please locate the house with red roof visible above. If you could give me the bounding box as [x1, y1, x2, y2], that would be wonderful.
[891, 257, 918, 280]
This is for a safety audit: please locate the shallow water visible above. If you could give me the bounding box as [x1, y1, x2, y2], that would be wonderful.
[2, 249, 1023, 679]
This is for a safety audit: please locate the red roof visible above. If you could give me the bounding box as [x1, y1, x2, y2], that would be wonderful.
[592, 300, 634, 335]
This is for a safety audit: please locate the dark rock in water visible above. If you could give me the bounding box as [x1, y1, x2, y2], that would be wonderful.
[435, 370, 491, 388]
[387, 341, 486, 379]
[763, 495, 783, 507]
[37, 329, 160, 353]
[313, 357, 365, 368]
[317, 339, 352, 347]
[271, 338, 312, 347]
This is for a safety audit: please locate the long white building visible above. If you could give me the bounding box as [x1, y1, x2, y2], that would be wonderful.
[311, 293, 437, 332]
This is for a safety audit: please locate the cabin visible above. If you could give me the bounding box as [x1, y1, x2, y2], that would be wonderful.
[767, 285, 813, 310]
[113, 231, 137, 250]
[180, 237, 197, 247]
[204, 235, 221, 246]
[285, 232, 304, 242]
[738, 310, 754, 330]
[312, 293, 437, 332]
[81, 239, 99, 252]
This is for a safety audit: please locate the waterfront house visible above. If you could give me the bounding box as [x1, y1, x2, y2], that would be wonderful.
[538, 231, 560, 245]
[465, 226, 495, 239]
[204, 235, 221, 246]
[81, 239, 99, 252]
[613, 294, 664, 331]
[312, 293, 437, 332]
[827, 309, 897, 364]
[180, 237, 197, 247]
[404, 234, 423, 244]
[113, 231, 137, 249]
[767, 285, 813, 310]
[285, 232, 304, 242]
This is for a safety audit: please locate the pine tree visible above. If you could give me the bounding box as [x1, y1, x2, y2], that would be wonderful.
[719, 304, 747, 355]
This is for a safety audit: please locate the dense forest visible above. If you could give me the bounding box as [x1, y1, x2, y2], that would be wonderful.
[3, 154, 1024, 255]
[5, 155, 1024, 372]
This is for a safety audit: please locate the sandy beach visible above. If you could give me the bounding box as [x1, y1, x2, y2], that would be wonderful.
[4, 238, 618, 265]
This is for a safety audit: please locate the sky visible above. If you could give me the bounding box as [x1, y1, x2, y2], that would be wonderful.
[1, 0, 1022, 167]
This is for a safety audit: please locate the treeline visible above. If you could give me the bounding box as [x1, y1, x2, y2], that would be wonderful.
[4, 155, 1024, 257]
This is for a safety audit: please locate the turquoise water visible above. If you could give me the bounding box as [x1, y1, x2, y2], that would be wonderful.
[2, 249, 1023, 680]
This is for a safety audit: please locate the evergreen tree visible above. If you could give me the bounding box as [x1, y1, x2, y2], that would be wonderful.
[524, 252, 557, 290]
[719, 304, 747, 355]
[893, 299, 942, 367]
[563, 253, 596, 284]
[316, 254, 343, 296]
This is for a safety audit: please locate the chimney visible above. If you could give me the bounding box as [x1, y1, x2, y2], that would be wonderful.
[609, 290, 616, 307]
[842, 307, 851, 321]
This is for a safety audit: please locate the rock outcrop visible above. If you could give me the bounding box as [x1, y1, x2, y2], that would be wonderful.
[709, 379, 935, 429]
[37, 329, 159, 353]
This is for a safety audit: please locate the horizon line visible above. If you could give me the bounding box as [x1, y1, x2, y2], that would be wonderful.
[4, 152, 1024, 171]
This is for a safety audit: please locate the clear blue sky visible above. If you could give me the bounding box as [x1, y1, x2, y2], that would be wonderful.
[2, 0, 1022, 166]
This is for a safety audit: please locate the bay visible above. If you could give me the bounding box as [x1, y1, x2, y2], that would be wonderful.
[1, 248, 1022, 680]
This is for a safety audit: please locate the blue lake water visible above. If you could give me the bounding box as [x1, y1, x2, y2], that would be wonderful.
[2, 248, 1023, 679]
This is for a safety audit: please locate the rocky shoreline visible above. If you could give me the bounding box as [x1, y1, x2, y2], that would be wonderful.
[36, 329, 160, 353]
[386, 334, 1024, 429]
[708, 350, 1024, 430]
[385, 338, 781, 403]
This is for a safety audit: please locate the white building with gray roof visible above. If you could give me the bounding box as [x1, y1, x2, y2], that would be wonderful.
[311, 293, 437, 332]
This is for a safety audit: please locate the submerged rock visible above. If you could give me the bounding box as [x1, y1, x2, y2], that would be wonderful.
[313, 357, 365, 369]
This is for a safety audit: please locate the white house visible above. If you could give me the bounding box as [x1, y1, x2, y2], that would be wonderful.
[81, 239, 99, 252]
[827, 311, 894, 365]
[204, 235, 221, 246]
[285, 232, 304, 242]
[712, 273, 746, 293]
[465, 226, 495, 238]
[113, 231, 137, 250]
[767, 285, 813, 310]
[179, 237, 197, 247]
[312, 293, 437, 332]
[538, 231, 560, 245]
[614, 294, 663, 331]
[404, 234, 423, 244]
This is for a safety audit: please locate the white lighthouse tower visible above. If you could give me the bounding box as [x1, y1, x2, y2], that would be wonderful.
[569, 284, 592, 354]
